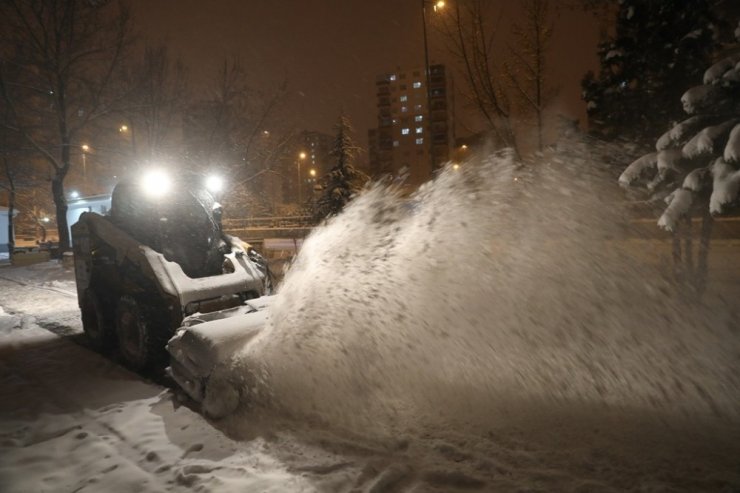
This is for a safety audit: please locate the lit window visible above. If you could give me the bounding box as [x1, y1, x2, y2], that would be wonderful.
[400, 95, 408, 102]
[390, 74, 397, 81]
[402, 128, 410, 135]
[414, 104, 422, 111]
[401, 106, 408, 113]
[413, 81, 422, 89]
[393, 140, 400, 147]
[416, 127, 423, 134]
[392, 118, 398, 125]
[416, 138, 424, 145]
[415, 115, 423, 122]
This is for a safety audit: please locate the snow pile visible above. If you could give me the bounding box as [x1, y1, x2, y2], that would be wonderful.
[215, 145, 740, 439]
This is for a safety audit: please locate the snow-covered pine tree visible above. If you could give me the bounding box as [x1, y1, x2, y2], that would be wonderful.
[312, 115, 367, 221]
[582, 0, 717, 146]
[619, 20, 740, 292]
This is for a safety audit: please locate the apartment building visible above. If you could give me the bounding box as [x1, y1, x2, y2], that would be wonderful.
[368, 64, 454, 190]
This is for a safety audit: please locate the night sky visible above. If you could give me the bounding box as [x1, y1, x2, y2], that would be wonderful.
[131, 1, 602, 148]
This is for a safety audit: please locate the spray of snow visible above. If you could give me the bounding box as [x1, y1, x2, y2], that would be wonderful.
[227, 145, 739, 438]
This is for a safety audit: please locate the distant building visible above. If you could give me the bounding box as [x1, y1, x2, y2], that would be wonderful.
[368, 64, 454, 190]
[0, 206, 18, 258]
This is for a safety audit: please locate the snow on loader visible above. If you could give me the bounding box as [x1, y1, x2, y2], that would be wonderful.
[72, 170, 272, 372]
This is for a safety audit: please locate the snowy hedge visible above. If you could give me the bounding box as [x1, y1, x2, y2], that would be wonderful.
[619, 22, 740, 231]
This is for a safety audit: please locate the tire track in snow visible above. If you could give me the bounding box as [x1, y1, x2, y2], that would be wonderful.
[0, 275, 83, 339]
[0, 324, 174, 493]
[0, 273, 77, 298]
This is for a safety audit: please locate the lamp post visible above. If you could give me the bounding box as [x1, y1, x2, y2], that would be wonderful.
[119, 122, 137, 163]
[81, 144, 90, 193]
[298, 152, 307, 204]
[421, 0, 444, 174]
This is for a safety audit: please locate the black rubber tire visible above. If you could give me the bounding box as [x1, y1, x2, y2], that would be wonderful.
[115, 295, 166, 372]
[81, 288, 115, 351]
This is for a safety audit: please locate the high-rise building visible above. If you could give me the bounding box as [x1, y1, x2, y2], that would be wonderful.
[368, 64, 454, 190]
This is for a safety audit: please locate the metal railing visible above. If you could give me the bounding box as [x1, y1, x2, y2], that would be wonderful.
[222, 215, 315, 230]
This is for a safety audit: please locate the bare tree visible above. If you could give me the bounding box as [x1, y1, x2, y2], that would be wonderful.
[0, 0, 133, 251]
[183, 58, 291, 216]
[121, 44, 188, 165]
[437, 0, 518, 152]
[505, 0, 556, 151]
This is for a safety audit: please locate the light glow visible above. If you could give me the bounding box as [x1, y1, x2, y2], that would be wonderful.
[205, 174, 224, 193]
[70, 191, 80, 199]
[299, 152, 307, 160]
[81, 144, 90, 152]
[140, 169, 171, 199]
[434, 0, 445, 11]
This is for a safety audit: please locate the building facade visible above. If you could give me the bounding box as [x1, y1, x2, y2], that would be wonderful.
[368, 64, 454, 190]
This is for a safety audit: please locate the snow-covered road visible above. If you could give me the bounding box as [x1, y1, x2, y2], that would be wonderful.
[1, 261, 739, 492]
[0, 263, 317, 492]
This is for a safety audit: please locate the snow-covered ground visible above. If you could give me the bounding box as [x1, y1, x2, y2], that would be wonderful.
[2, 151, 740, 492]
[2, 262, 739, 492]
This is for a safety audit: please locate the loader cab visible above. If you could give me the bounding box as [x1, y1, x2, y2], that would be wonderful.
[110, 175, 225, 278]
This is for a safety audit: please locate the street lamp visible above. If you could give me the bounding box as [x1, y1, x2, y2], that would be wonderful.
[421, 0, 444, 174]
[297, 152, 307, 204]
[118, 121, 137, 161]
[81, 144, 90, 191]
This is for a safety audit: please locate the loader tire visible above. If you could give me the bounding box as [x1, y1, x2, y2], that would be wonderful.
[115, 295, 167, 372]
[81, 289, 115, 351]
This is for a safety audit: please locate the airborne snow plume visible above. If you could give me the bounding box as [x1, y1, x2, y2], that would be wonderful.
[233, 143, 739, 439]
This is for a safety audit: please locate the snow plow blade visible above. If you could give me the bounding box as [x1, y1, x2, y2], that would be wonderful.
[166, 296, 273, 416]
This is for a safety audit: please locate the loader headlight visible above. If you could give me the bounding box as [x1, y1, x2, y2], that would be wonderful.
[205, 174, 223, 193]
[140, 169, 171, 199]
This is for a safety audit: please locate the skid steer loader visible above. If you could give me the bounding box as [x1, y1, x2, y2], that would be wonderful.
[72, 170, 272, 372]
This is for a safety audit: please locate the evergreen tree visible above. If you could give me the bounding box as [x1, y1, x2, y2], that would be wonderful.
[582, 0, 718, 146]
[619, 20, 740, 292]
[313, 115, 366, 221]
